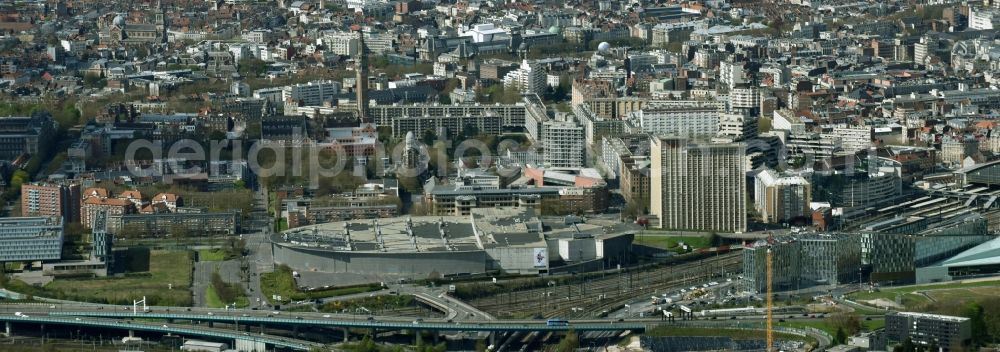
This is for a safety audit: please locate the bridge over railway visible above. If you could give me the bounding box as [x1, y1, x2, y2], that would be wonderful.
[0, 314, 318, 351]
[47, 310, 644, 333]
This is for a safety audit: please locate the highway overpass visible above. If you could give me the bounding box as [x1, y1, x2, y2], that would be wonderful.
[0, 314, 318, 351]
[48, 310, 645, 333]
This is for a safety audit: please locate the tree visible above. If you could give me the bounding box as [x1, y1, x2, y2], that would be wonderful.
[409, 203, 429, 216]
[462, 124, 480, 139]
[894, 338, 916, 352]
[238, 58, 268, 78]
[83, 73, 105, 88]
[623, 197, 648, 220]
[421, 129, 437, 146]
[398, 176, 423, 194]
[835, 327, 847, 345]
[171, 224, 192, 238]
[961, 302, 988, 345]
[829, 312, 863, 337]
[554, 330, 579, 352]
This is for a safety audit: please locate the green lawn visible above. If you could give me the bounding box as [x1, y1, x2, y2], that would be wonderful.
[864, 318, 885, 331]
[645, 326, 815, 345]
[776, 320, 838, 336]
[31, 250, 193, 306]
[205, 285, 250, 309]
[260, 265, 382, 303]
[318, 294, 417, 313]
[634, 234, 711, 251]
[198, 249, 226, 262]
[778, 316, 885, 337]
[848, 278, 1000, 310]
[268, 192, 276, 216]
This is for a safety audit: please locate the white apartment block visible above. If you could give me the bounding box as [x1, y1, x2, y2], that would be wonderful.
[718, 113, 758, 141]
[503, 60, 547, 95]
[942, 137, 980, 166]
[253, 87, 284, 103]
[969, 7, 1000, 30]
[651, 137, 747, 232]
[730, 86, 760, 110]
[754, 168, 811, 224]
[719, 60, 746, 90]
[542, 119, 585, 168]
[601, 137, 630, 179]
[241, 30, 273, 43]
[282, 80, 342, 107]
[322, 33, 360, 56]
[820, 125, 872, 154]
[990, 131, 1000, 153]
[631, 107, 720, 137]
[728, 35, 769, 48]
[346, 0, 389, 13]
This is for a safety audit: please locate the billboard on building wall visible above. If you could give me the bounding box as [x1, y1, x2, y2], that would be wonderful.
[533, 248, 547, 268]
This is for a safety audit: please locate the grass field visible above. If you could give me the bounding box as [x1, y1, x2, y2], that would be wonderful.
[40, 250, 193, 306]
[259, 265, 381, 302]
[645, 326, 816, 345]
[776, 316, 884, 337]
[848, 278, 1000, 310]
[317, 294, 418, 313]
[198, 249, 226, 262]
[634, 234, 712, 251]
[205, 284, 250, 308]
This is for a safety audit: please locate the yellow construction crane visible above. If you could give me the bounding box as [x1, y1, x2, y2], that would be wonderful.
[766, 242, 775, 352]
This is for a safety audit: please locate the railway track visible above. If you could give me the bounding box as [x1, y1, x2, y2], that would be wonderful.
[542, 261, 742, 320]
[469, 253, 742, 319]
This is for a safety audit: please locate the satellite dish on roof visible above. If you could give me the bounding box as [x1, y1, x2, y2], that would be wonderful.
[597, 42, 611, 52]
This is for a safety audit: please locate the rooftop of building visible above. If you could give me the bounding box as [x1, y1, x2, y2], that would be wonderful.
[893, 311, 970, 323]
[276, 212, 482, 253]
[274, 207, 637, 253]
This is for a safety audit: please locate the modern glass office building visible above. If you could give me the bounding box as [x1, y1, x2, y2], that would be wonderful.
[0, 216, 64, 262]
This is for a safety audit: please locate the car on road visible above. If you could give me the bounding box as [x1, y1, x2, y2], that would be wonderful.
[323, 314, 331, 318]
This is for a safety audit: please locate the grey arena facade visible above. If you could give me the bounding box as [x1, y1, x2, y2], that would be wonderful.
[271, 207, 637, 278]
